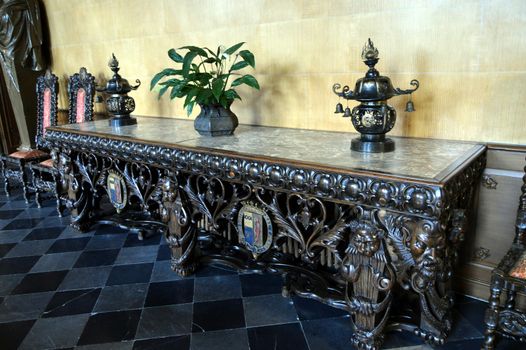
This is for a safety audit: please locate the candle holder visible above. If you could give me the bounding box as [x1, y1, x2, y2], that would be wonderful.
[97, 54, 141, 127]
[333, 39, 419, 153]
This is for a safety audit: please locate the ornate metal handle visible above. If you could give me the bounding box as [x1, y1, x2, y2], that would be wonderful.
[482, 175, 498, 190]
[393, 79, 419, 96]
[130, 79, 141, 90]
[332, 83, 355, 99]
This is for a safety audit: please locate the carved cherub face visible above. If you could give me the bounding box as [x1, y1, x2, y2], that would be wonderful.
[352, 224, 381, 257]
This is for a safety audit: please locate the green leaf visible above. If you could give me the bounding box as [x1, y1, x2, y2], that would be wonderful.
[219, 94, 229, 108]
[224, 42, 245, 55]
[178, 46, 208, 57]
[169, 80, 187, 99]
[212, 77, 224, 102]
[203, 57, 216, 64]
[204, 47, 219, 58]
[182, 51, 198, 78]
[231, 74, 260, 90]
[230, 61, 249, 71]
[168, 49, 183, 63]
[150, 68, 180, 90]
[183, 87, 199, 107]
[195, 89, 213, 104]
[225, 89, 241, 101]
[157, 85, 170, 99]
[239, 50, 255, 68]
[186, 101, 195, 116]
[158, 78, 181, 86]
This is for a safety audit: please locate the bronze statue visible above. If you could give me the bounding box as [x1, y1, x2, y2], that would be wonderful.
[0, 0, 47, 150]
[0, 0, 45, 90]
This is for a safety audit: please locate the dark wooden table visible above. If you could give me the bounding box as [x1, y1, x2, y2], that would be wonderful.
[45, 117, 486, 349]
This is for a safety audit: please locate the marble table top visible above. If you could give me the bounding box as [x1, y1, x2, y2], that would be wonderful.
[49, 117, 485, 183]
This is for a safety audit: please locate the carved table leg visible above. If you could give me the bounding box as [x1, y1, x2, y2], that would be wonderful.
[53, 171, 64, 217]
[340, 209, 394, 350]
[409, 219, 451, 345]
[483, 276, 503, 350]
[161, 177, 198, 277]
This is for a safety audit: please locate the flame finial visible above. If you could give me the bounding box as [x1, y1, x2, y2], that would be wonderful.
[361, 38, 379, 62]
[108, 53, 120, 74]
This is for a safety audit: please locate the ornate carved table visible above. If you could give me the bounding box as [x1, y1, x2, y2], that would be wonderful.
[45, 117, 486, 350]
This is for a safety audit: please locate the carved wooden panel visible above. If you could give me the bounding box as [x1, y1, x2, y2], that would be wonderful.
[456, 145, 526, 307]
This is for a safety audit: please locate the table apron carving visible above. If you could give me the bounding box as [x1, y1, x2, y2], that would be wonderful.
[46, 129, 485, 350]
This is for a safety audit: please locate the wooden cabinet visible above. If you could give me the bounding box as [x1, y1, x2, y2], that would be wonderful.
[456, 145, 526, 305]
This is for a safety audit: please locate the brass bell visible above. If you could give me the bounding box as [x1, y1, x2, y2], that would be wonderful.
[405, 95, 415, 112]
[334, 102, 344, 114]
[343, 106, 351, 117]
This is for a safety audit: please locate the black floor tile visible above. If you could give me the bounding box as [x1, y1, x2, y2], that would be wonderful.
[145, 279, 194, 307]
[59, 266, 113, 290]
[93, 283, 148, 312]
[133, 335, 190, 350]
[30, 251, 81, 273]
[2, 218, 42, 230]
[194, 274, 242, 302]
[0, 229, 31, 244]
[192, 298, 245, 332]
[157, 244, 171, 261]
[301, 316, 352, 350]
[243, 294, 298, 327]
[0, 319, 36, 350]
[106, 263, 154, 286]
[383, 329, 424, 348]
[0, 255, 40, 275]
[456, 298, 488, 333]
[0, 291, 55, 322]
[194, 264, 237, 277]
[0, 209, 24, 219]
[94, 225, 129, 235]
[438, 338, 486, 349]
[42, 288, 101, 318]
[77, 309, 142, 345]
[74, 248, 120, 268]
[136, 303, 192, 339]
[11, 270, 68, 294]
[190, 328, 249, 350]
[84, 233, 127, 251]
[292, 295, 348, 320]
[247, 323, 309, 350]
[114, 246, 158, 265]
[23, 226, 65, 241]
[150, 261, 182, 283]
[5, 239, 54, 257]
[123, 232, 161, 247]
[47, 237, 91, 253]
[239, 273, 284, 297]
[18, 314, 90, 350]
[0, 242, 15, 258]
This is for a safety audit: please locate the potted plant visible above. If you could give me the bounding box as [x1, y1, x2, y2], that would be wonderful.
[151, 42, 259, 136]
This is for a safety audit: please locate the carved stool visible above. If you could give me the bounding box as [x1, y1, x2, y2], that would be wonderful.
[483, 162, 526, 349]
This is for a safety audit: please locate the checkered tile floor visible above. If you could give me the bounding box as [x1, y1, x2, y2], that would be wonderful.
[0, 188, 521, 349]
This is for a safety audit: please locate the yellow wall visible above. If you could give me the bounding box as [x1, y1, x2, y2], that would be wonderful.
[43, 0, 526, 144]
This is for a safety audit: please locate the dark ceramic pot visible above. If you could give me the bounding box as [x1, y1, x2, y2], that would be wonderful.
[194, 104, 239, 136]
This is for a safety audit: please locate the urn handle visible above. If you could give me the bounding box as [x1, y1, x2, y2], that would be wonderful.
[392, 79, 420, 96]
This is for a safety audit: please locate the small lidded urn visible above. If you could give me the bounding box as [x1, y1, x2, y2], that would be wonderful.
[333, 39, 419, 153]
[97, 54, 141, 127]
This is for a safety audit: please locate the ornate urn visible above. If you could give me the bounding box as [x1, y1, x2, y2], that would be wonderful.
[333, 39, 419, 153]
[97, 54, 141, 127]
